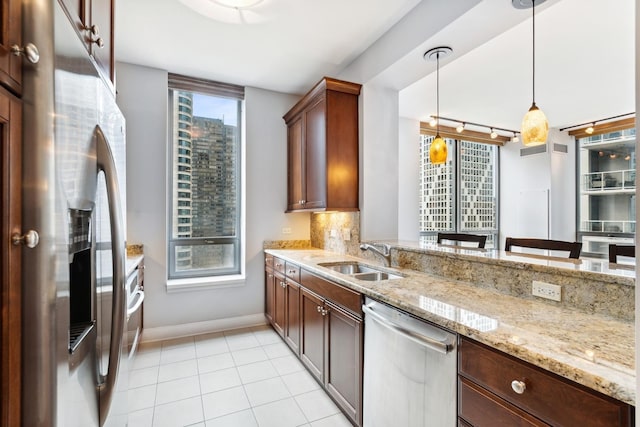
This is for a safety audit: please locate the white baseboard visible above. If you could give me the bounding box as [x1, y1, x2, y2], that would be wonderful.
[140, 313, 268, 343]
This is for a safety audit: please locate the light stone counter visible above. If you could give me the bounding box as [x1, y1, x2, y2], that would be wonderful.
[264, 248, 635, 406]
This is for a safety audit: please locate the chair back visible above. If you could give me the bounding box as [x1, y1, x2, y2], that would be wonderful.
[437, 233, 487, 249]
[608, 244, 635, 263]
[504, 237, 582, 259]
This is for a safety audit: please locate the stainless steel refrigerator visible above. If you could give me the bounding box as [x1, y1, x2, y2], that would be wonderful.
[22, 1, 129, 425]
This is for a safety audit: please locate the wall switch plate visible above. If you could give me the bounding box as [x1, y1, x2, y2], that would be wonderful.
[342, 228, 351, 241]
[282, 227, 292, 234]
[532, 280, 562, 302]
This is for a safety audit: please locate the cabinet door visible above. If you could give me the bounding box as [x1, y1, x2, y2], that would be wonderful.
[265, 268, 275, 324]
[284, 279, 300, 355]
[273, 273, 286, 336]
[300, 288, 325, 382]
[0, 0, 22, 95]
[303, 96, 326, 210]
[0, 86, 22, 427]
[325, 302, 362, 426]
[89, 0, 114, 84]
[287, 115, 304, 211]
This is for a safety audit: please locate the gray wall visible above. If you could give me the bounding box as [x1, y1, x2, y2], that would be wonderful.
[116, 62, 308, 331]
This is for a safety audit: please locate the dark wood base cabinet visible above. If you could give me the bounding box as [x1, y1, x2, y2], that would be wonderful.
[265, 254, 363, 426]
[458, 337, 634, 427]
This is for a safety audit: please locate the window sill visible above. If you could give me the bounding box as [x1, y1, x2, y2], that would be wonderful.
[166, 274, 245, 293]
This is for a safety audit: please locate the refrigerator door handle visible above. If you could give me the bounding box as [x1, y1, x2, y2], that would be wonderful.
[95, 125, 126, 426]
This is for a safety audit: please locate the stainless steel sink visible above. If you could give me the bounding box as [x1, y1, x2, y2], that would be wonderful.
[318, 262, 403, 281]
[352, 271, 403, 281]
[319, 262, 379, 275]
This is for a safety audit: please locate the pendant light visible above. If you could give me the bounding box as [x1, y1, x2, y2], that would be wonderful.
[519, 0, 548, 146]
[424, 46, 453, 164]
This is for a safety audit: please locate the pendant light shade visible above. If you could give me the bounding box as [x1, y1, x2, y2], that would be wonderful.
[424, 46, 453, 164]
[521, 103, 548, 145]
[520, 0, 549, 146]
[429, 135, 447, 164]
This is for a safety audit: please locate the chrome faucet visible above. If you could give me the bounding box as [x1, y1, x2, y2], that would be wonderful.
[360, 243, 392, 267]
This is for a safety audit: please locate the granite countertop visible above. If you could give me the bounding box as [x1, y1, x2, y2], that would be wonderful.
[265, 248, 635, 406]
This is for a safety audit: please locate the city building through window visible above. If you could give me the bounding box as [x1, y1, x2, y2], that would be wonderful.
[419, 135, 499, 248]
[577, 126, 636, 258]
[168, 74, 244, 279]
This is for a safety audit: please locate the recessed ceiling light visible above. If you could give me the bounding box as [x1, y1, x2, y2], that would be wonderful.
[212, 0, 263, 9]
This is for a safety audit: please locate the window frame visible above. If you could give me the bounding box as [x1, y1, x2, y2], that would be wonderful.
[167, 75, 245, 280]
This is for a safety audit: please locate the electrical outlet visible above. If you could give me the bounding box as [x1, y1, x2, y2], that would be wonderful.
[532, 280, 562, 302]
[282, 227, 292, 234]
[342, 228, 351, 241]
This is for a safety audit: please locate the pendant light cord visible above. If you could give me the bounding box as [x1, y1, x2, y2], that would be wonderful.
[436, 52, 440, 134]
[532, 0, 536, 104]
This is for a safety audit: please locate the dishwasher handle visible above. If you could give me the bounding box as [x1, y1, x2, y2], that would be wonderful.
[362, 303, 454, 354]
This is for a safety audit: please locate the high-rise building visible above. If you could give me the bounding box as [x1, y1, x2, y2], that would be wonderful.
[172, 91, 194, 270]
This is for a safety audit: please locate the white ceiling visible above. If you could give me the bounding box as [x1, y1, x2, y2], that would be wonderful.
[116, 0, 635, 132]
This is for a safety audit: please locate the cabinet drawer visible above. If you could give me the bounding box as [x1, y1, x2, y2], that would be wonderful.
[459, 337, 633, 427]
[459, 377, 548, 427]
[273, 257, 286, 274]
[285, 262, 300, 282]
[300, 269, 362, 317]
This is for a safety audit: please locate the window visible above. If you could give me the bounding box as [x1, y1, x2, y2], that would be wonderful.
[419, 134, 499, 247]
[168, 74, 244, 279]
[575, 123, 636, 257]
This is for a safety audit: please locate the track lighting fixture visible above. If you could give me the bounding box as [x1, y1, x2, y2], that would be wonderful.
[512, 133, 520, 143]
[490, 128, 498, 139]
[456, 123, 465, 133]
[585, 123, 595, 134]
[428, 115, 518, 142]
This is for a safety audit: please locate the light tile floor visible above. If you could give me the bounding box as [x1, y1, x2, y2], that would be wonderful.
[128, 325, 353, 427]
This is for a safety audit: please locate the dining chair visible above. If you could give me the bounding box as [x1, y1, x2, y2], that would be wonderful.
[504, 237, 582, 259]
[608, 244, 635, 263]
[437, 233, 487, 249]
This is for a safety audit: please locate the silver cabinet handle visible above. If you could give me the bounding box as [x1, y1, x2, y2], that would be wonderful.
[511, 380, 526, 394]
[83, 24, 104, 48]
[12, 230, 39, 248]
[321, 307, 329, 316]
[287, 269, 296, 274]
[11, 43, 40, 64]
[317, 305, 322, 313]
[280, 281, 286, 288]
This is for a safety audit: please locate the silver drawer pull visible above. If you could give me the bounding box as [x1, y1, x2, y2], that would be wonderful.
[511, 380, 526, 394]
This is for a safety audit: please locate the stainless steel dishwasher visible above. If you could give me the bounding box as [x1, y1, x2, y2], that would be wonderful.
[362, 297, 457, 426]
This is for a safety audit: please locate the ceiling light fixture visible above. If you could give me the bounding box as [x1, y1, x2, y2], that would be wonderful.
[585, 123, 595, 134]
[490, 128, 498, 139]
[519, 0, 548, 146]
[428, 115, 519, 142]
[559, 113, 635, 134]
[424, 46, 453, 164]
[429, 117, 437, 127]
[512, 133, 520, 143]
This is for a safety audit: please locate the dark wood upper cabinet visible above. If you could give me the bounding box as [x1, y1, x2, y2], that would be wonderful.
[283, 77, 361, 212]
[0, 84, 22, 427]
[0, 0, 22, 96]
[59, 0, 115, 87]
[88, 0, 114, 85]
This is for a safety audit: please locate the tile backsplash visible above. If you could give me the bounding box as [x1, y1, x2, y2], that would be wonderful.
[310, 211, 360, 255]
